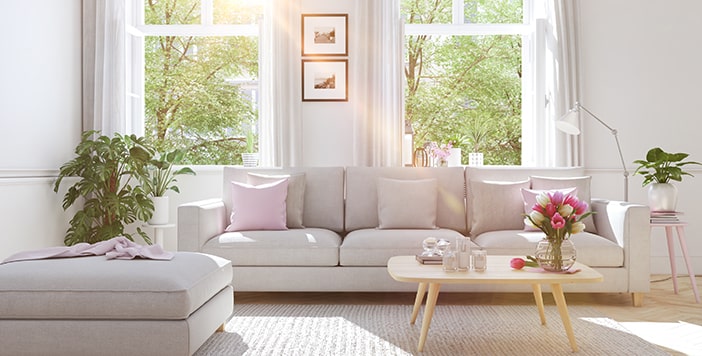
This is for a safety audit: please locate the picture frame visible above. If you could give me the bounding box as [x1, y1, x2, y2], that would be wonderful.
[302, 59, 348, 102]
[301, 14, 348, 56]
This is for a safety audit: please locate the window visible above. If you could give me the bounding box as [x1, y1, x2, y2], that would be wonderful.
[127, 0, 262, 164]
[402, 0, 533, 165]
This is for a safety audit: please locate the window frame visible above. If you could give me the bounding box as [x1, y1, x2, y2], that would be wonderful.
[125, 0, 261, 154]
[403, 0, 542, 165]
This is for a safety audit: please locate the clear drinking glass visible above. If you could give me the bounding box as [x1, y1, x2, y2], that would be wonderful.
[472, 249, 487, 272]
[442, 247, 458, 272]
[456, 237, 471, 272]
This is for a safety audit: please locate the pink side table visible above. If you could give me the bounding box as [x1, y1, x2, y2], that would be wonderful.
[650, 220, 700, 303]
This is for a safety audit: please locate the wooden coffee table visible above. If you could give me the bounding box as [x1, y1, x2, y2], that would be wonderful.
[387, 255, 604, 352]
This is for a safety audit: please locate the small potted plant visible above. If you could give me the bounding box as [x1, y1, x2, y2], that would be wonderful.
[633, 147, 701, 211]
[142, 149, 196, 225]
[241, 123, 259, 167]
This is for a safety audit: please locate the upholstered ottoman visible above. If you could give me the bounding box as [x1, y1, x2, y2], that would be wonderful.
[0, 251, 233, 356]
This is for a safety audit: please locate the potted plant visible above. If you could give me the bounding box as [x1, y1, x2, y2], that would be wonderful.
[142, 149, 196, 225]
[53, 131, 155, 245]
[241, 127, 259, 167]
[446, 134, 467, 166]
[633, 147, 702, 211]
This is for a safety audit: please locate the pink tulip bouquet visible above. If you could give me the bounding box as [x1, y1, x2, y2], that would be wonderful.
[524, 190, 591, 242]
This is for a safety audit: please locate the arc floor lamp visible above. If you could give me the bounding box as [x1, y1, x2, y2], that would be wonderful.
[555, 102, 629, 201]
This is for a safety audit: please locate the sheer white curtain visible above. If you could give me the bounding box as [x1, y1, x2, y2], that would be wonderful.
[351, 0, 404, 167]
[82, 0, 126, 136]
[259, 0, 302, 167]
[543, 0, 581, 166]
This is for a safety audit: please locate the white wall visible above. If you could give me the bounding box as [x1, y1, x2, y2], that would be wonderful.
[300, 0, 356, 166]
[1, 0, 700, 275]
[578, 0, 702, 273]
[0, 0, 82, 258]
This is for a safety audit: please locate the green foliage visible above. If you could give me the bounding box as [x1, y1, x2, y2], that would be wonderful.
[403, 0, 523, 165]
[142, 149, 196, 197]
[633, 147, 702, 186]
[53, 131, 155, 245]
[144, 1, 260, 165]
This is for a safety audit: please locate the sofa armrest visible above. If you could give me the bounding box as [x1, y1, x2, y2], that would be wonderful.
[591, 199, 651, 293]
[177, 199, 227, 252]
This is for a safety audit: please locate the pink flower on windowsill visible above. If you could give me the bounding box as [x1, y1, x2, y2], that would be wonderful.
[427, 141, 452, 161]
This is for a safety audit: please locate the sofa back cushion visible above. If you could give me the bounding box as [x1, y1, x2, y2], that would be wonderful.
[223, 167, 345, 232]
[465, 166, 586, 235]
[345, 167, 467, 234]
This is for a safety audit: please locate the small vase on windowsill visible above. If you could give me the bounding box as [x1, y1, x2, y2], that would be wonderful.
[241, 152, 259, 167]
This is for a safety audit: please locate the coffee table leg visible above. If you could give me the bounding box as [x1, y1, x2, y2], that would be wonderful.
[551, 283, 578, 352]
[418, 282, 441, 352]
[410, 282, 428, 324]
[531, 284, 546, 325]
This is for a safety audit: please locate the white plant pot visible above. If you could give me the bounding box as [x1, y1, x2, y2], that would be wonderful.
[468, 152, 484, 166]
[242, 153, 259, 167]
[148, 196, 170, 225]
[447, 148, 462, 167]
[647, 183, 678, 212]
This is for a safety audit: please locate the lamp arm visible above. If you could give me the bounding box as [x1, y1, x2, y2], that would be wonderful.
[578, 103, 630, 201]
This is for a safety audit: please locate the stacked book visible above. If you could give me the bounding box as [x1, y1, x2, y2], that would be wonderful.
[650, 211, 684, 224]
[416, 254, 443, 265]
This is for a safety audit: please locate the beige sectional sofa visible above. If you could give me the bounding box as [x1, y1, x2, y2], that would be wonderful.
[178, 166, 650, 304]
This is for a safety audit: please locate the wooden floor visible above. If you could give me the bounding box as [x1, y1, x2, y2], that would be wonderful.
[235, 274, 701, 355]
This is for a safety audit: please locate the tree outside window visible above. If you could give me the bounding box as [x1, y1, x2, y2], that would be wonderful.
[141, 0, 261, 165]
[403, 0, 523, 165]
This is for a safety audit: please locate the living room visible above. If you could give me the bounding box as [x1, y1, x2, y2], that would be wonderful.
[1, 0, 700, 355]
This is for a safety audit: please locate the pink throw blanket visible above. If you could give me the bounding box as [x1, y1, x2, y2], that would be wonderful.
[1, 236, 174, 264]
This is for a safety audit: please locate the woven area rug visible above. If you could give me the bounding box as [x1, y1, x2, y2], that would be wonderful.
[194, 304, 669, 356]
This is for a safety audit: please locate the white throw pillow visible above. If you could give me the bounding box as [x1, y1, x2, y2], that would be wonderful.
[247, 172, 306, 228]
[520, 187, 578, 231]
[225, 178, 289, 231]
[530, 176, 597, 234]
[469, 179, 530, 237]
[377, 178, 438, 229]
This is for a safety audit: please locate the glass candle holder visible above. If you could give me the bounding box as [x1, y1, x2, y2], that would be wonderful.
[456, 237, 470, 272]
[472, 249, 487, 272]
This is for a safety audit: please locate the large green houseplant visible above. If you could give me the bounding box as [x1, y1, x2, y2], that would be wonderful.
[54, 131, 156, 245]
[633, 147, 702, 211]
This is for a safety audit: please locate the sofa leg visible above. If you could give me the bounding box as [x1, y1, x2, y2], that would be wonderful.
[216, 323, 225, 332]
[632, 292, 644, 307]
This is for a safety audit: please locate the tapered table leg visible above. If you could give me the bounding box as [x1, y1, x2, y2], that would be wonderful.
[551, 283, 578, 352]
[532, 284, 546, 325]
[675, 226, 700, 303]
[410, 282, 427, 324]
[417, 283, 441, 352]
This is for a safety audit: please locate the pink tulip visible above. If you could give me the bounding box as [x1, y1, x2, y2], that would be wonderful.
[510, 258, 526, 270]
[550, 213, 566, 229]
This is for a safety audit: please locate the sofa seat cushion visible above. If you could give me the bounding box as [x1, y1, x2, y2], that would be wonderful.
[340, 228, 474, 266]
[0, 252, 231, 320]
[203, 228, 341, 267]
[472, 230, 623, 267]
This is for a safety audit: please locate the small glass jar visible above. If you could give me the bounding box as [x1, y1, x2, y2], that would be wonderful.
[442, 244, 458, 272]
[472, 249, 487, 272]
[456, 237, 471, 272]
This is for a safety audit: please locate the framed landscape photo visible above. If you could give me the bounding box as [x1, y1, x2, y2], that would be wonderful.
[302, 59, 348, 102]
[301, 14, 348, 56]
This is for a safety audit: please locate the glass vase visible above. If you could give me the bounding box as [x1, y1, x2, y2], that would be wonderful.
[534, 238, 576, 272]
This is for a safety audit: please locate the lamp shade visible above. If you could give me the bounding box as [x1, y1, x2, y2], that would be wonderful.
[555, 109, 581, 135]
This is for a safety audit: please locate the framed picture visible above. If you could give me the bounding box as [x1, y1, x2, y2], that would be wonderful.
[301, 14, 348, 56]
[302, 59, 348, 102]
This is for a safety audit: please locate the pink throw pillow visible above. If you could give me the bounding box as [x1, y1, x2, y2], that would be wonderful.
[225, 178, 289, 231]
[521, 187, 577, 231]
